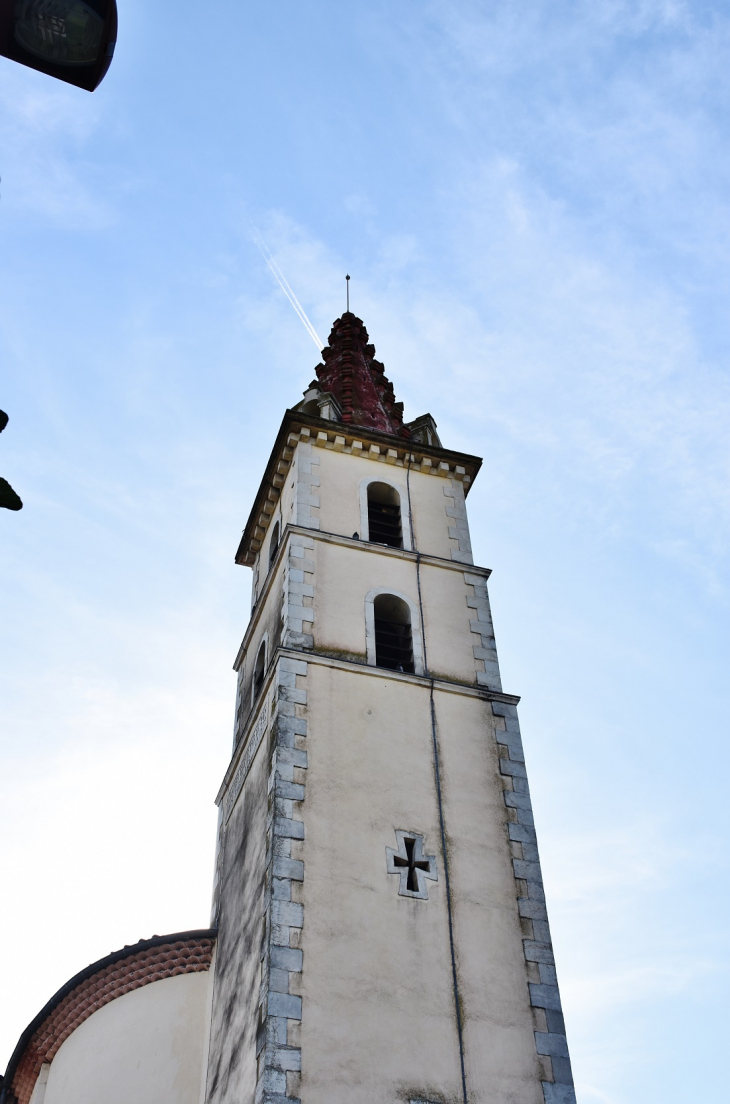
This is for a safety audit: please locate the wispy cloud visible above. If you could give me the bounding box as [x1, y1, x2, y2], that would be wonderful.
[239, 193, 730, 590]
[0, 67, 114, 227]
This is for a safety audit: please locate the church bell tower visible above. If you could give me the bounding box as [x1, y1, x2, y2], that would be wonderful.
[205, 314, 576, 1104]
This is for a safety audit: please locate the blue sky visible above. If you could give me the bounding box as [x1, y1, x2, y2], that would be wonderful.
[1, 1, 729, 1099]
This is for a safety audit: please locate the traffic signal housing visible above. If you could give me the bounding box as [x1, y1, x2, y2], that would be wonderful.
[0, 0, 117, 92]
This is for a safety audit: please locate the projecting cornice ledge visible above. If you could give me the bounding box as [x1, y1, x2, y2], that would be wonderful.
[235, 409, 483, 566]
[218, 645, 521, 807]
[280, 647, 520, 705]
[306, 527, 492, 574]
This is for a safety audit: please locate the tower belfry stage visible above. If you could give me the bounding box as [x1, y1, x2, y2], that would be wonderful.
[1, 314, 576, 1104]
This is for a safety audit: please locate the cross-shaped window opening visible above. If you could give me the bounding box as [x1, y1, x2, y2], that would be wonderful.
[392, 836, 431, 893]
[386, 830, 438, 900]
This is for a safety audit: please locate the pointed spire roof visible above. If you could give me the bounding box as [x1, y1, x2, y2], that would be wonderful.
[315, 313, 409, 438]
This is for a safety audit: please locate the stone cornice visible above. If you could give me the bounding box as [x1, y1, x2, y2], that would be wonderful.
[218, 644, 520, 808]
[279, 648, 520, 705]
[299, 527, 491, 575]
[235, 409, 483, 566]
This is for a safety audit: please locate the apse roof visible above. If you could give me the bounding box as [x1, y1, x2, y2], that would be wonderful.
[0, 929, 216, 1104]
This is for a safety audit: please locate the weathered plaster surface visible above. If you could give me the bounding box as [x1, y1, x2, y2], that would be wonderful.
[211, 423, 575, 1104]
[298, 662, 544, 1104]
[210, 656, 309, 1104]
[206, 715, 270, 1104]
[311, 536, 487, 686]
[493, 700, 577, 1103]
[311, 445, 464, 562]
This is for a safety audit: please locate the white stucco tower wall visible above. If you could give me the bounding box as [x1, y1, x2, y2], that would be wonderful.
[206, 314, 576, 1104]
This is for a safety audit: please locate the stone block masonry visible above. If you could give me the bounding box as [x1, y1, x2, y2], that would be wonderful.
[282, 534, 315, 650]
[256, 654, 309, 1104]
[293, 437, 321, 531]
[491, 700, 576, 1104]
[444, 478, 473, 564]
[463, 571, 502, 692]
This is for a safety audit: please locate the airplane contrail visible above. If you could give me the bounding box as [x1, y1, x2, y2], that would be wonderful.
[251, 229, 324, 351]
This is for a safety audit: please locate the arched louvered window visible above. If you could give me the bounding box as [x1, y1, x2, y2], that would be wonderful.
[367, 482, 403, 548]
[374, 594, 414, 673]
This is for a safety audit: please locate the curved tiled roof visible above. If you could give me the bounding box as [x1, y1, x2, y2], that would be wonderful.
[0, 929, 216, 1104]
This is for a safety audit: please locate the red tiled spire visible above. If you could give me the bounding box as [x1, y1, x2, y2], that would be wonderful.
[315, 313, 409, 437]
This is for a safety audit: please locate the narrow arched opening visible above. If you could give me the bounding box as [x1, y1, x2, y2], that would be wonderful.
[374, 594, 414, 672]
[253, 640, 266, 702]
[269, 521, 280, 570]
[367, 482, 403, 548]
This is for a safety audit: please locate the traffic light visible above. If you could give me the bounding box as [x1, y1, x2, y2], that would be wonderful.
[0, 0, 117, 91]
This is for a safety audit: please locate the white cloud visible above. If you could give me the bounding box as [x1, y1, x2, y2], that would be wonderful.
[0, 65, 115, 226]
[245, 183, 730, 584]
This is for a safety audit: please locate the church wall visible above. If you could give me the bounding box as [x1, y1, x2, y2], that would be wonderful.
[432, 684, 545, 1102]
[297, 661, 543, 1103]
[235, 568, 284, 739]
[309, 447, 469, 562]
[214, 366, 573, 1100]
[39, 973, 210, 1104]
[253, 448, 300, 607]
[277, 443, 298, 532]
[414, 559, 491, 682]
[241, 523, 489, 727]
[298, 662, 461, 1103]
[206, 714, 271, 1104]
[310, 537, 485, 684]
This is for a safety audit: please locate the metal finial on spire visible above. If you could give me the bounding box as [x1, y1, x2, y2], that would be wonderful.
[346, 274, 350, 313]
